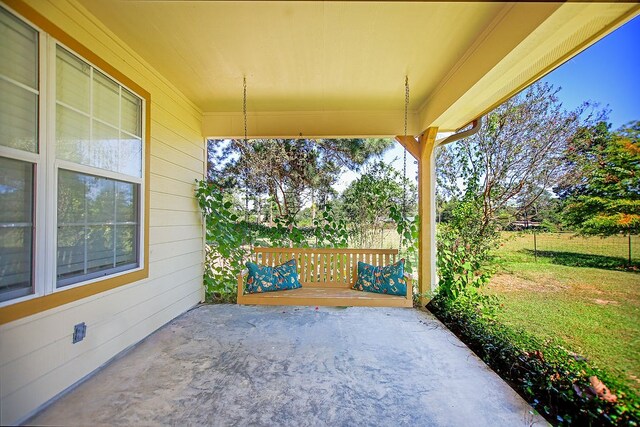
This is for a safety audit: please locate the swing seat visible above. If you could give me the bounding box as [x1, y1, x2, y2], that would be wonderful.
[237, 248, 413, 307]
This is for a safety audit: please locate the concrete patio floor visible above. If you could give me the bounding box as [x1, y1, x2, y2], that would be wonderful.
[29, 305, 547, 426]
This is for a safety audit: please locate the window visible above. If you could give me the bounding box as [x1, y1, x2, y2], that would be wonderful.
[0, 5, 146, 306]
[55, 45, 142, 287]
[0, 158, 34, 302]
[0, 7, 38, 303]
[57, 171, 139, 287]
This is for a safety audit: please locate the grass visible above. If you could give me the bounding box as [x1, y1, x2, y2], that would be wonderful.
[487, 232, 640, 396]
[500, 231, 639, 266]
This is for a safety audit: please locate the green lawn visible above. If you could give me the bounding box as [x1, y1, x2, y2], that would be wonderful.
[488, 232, 640, 396]
[501, 231, 639, 266]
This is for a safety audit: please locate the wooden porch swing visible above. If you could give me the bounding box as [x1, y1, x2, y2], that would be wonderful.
[238, 247, 413, 307]
[236, 78, 414, 308]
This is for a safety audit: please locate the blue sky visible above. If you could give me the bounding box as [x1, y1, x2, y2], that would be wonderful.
[541, 15, 640, 129]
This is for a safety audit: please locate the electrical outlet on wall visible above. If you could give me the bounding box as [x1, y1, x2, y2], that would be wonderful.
[73, 322, 87, 344]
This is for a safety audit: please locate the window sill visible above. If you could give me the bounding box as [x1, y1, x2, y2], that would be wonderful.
[0, 267, 148, 325]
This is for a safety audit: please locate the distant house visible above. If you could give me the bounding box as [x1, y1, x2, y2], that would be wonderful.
[507, 221, 543, 231]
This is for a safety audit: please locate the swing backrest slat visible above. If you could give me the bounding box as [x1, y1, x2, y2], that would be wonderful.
[251, 247, 399, 288]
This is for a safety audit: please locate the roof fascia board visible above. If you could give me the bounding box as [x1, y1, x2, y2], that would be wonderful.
[418, 2, 562, 132]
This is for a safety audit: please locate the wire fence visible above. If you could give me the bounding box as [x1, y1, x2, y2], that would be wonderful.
[501, 231, 639, 267]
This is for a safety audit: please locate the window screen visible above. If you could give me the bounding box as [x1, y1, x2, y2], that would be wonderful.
[0, 6, 147, 304]
[0, 157, 34, 302]
[57, 170, 139, 286]
[0, 8, 37, 302]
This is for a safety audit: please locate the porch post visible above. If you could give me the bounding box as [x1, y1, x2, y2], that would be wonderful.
[417, 127, 438, 304]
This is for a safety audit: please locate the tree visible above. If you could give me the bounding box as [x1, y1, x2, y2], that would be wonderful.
[340, 162, 416, 248]
[208, 138, 392, 222]
[437, 82, 589, 238]
[434, 82, 596, 300]
[559, 120, 640, 236]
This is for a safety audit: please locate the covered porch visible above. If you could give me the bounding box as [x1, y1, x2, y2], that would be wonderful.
[1, 0, 638, 425]
[57, 0, 640, 301]
[28, 305, 545, 426]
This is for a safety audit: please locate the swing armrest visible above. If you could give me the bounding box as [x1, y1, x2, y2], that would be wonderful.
[404, 273, 414, 300]
[237, 269, 248, 299]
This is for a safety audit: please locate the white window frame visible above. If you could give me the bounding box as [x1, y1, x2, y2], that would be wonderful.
[0, 5, 146, 307]
[0, 6, 46, 307]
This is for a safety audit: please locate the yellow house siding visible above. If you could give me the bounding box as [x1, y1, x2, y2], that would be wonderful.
[151, 238, 204, 264]
[0, 0, 205, 424]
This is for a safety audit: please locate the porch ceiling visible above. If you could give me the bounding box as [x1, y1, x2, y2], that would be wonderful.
[78, 1, 639, 137]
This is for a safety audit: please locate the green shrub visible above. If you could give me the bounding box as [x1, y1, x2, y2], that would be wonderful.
[428, 294, 640, 426]
[436, 224, 494, 300]
[196, 180, 247, 303]
[196, 181, 353, 302]
[312, 204, 349, 248]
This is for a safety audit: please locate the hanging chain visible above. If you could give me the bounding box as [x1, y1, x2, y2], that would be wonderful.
[404, 76, 409, 139]
[402, 75, 409, 220]
[243, 77, 249, 224]
[243, 77, 248, 144]
[399, 76, 409, 253]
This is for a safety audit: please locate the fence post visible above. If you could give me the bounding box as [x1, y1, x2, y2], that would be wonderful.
[534, 231, 538, 262]
[629, 233, 632, 267]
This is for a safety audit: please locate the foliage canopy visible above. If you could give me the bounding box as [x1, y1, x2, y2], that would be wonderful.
[559, 120, 640, 236]
[208, 138, 392, 220]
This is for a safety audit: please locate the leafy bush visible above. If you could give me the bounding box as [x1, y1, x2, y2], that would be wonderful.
[196, 181, 354, 302]
[436, 224, 494, 300]
[428, 294, 640, 426]
[269, 214, 309, 248]
[435, 169, 500, 302]
[312, 204, 349, 248]
[196, 180, 247, 302]
[388, 205, 419, 304]
[341, 161, 416, 248]
[389, 205, 419, 274]
[242, 222, 314, 246]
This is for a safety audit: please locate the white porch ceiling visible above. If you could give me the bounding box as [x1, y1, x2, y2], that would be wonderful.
[77, 1, 639, 137]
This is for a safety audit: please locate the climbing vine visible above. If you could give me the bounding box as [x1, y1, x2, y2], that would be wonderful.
[389, 205, 419, 275]
[196, 180, 352, 302]
[312, 204, 349, 248]
[195, 180, 247, 302]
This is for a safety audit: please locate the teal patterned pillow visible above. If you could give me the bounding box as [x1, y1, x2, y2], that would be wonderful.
[353, 259, 407, 296]
[245, 259, 301, 294]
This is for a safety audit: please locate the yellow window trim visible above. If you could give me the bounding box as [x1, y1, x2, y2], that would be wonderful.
[0, 0, 151, 325]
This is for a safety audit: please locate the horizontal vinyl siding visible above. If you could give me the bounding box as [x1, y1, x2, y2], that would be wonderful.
[2, 286, 201, 424]
[0, 258, 202, 366]
[150, 238, 205, 264]
[150, 192, 200, 213]
[153, 121, 205, 160]
[151, 155, 203, 184]
[152, 139, 204, 174]
[0, 0, 206, 424]
[150, 172, 201, 196]
[150, 209, 202, 227]
[1, 271, 202, 398]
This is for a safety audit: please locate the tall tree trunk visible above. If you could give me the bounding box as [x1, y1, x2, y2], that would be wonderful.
[277, 182, 290, 218]
[256, 196, 261, 224]
[269, 185, 284, 217]
[269, 199, 274, 226]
